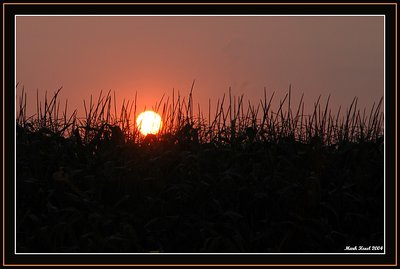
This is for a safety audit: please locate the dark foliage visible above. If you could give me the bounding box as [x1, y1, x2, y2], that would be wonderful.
[15, 87, 384, 253]
[16, 126, 383, 253]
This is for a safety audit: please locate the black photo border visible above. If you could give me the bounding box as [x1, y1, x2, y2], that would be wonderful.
[2, 2, 397, 266]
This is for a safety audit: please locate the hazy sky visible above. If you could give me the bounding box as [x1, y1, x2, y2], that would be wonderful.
[16, 15, 384, 118]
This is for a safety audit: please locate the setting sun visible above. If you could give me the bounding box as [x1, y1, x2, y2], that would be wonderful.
[136, 110, 162, 136]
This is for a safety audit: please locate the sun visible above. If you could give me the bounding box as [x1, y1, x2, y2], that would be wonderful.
[136, 110, 162, 136]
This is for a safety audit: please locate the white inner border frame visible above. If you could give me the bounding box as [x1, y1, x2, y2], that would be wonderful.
[14, 14, 386, 256]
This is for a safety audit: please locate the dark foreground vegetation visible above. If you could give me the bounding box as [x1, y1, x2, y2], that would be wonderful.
[16, 86, 384, 253]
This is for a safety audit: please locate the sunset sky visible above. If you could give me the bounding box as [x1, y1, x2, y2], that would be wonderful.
[16, 15, 384, 119]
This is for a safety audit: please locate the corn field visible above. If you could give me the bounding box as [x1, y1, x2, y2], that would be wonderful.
[16, 86, 384, 253]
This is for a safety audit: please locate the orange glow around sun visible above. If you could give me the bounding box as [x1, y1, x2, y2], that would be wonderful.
[136, 110, 162, 136]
